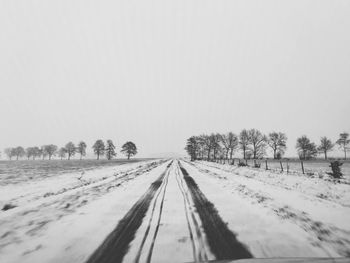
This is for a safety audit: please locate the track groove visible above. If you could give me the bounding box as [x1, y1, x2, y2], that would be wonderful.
[145, 165, 170, 263]
[86, 162, 171, 263]
[178, 161, 253, 260]
[133, 164, 171, 263]
[174, 162, 209, 262]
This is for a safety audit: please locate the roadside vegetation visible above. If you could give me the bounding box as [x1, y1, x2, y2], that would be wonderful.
[185, 131, 350, 179]
[3, 140, 138, 161]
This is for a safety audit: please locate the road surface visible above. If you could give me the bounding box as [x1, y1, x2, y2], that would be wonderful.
[1, 159, 349, 263]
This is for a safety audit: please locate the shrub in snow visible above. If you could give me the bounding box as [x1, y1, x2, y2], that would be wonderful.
[238, 161, 247, 167]
[329, 161, 343, 179]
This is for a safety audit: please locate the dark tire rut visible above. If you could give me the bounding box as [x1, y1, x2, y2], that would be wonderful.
[86, 161, 172, 263]
[178, 161, 253, 260]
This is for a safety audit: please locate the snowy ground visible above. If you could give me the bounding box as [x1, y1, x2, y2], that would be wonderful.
[1, 159, 349, 263]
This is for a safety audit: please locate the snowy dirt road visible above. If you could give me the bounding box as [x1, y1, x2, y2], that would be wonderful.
[1, 159, 349, 263]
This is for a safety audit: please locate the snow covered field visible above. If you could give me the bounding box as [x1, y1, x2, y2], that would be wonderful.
[0, 159, 146, 185]
[1, 159, 349, 262]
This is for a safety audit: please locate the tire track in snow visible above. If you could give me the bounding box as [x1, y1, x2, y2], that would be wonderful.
[134, 161, 172, 263]
[86, 161, 172, 263]
[190, 161, 350, 257]
[174, 161, 209, 262]
[144, 163, 170, 263]
[178, 161, 253, 260]
[0, 161, 166, 253]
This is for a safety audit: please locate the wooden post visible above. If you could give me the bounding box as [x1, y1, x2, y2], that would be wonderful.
[287, 159, 289, 173]
[265, 159, 268, 170]
[301, 160, 305, 174]
[280, 160, 283, 172]
[245, 159, 248, 166]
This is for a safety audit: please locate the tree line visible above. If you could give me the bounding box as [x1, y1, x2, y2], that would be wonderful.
[185, 130, 350, 161]
[4, 140, 137, 161]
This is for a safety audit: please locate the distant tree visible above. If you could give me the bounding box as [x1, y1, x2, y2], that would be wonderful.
[121, 141, 138, 160]
[317, 137, 334, 160]
[92, 139, 105, 160]
[4, 148, 14, 160]
[268, 132, 287, 159]
[25, 147, 31, 160]
[336, 132, 350, 160]
[239, 129, 250, 159]
[65, 142, 76, 160]
[44, 144, 58, 160]
[195, 136, 206, 160]
[77, 141, 87, 160]
[12, 146, 25, 160]
[32, 147, 41, 160]
[25, 147, 34, 160]
[248, 129, 267, 159]
[210, 133, 221, 160]
[227, 132, 238, 160]
[220, 132, 238, 160]
[185, 137, 199, 161]
[58, 147, 67, 160]
[105, 140, 116, 160]
[199, 134, 212, 160]
[296, 136, 317, 160]
[40, 146, 46, 160]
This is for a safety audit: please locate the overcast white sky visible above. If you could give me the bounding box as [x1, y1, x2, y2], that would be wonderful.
[0, 0, 349, 158]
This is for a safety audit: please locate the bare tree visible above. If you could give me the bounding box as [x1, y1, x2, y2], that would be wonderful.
[220, 132, 238, 160]
[296, 136, 317, 160]
[227, 132, 238, 160]
[248, 129, 267, 159]
[196, 136, 206, 160]
[220, 134, 230, 160]
[92, 140, 105, 160]
[121, 141, 138, 160]
[199, 134, 212, 160]
[4, 148, 15, 160]
[25, 147, 35, 160]
[77, 141, 87, 160]
[65, 142, 76, 160]
[210, 133, 221, 160]
[40, 146, 46, 160]
[32, 147, 41, 160]
[58, 147, 67, 160]
[239, 129, 250, 159]
[105, 140, 116, 160]
[44, 145, 58, 160]
[185, 136, 199, 161]
[336, 132, 350, 160]
[13, 146, 25, 160]
[317, 137, 334, 160]
[268, 132, 287, 159]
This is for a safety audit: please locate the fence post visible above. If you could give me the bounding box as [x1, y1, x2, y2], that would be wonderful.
[287, 159, 289, 173]
[280, 160, 284, 172]
[245, 159, 248, 166]
[301, 160, 305, 174]
[265, 159, 268, 170]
